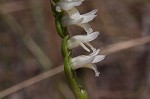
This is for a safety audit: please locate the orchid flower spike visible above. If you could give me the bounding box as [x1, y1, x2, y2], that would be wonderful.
[68, 31, 100, 52]
[71, 49, 105, 77]
[54, 0, 106, 77]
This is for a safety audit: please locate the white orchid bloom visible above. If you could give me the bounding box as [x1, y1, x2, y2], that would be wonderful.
[63, 9, 98, 23]
[56, 0, 84, 12]
[62, 9, 98, 34]
[71, 49, 105, 77]
[69, 9, 98, 23]
[68, 31, 100, 52]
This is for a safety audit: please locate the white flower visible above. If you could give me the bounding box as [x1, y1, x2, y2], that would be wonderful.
[71, 49, 105, 77]
[63, 9, 98, 23]
[69, 9, 98, 23]
[68, 31, 100, 52]
[55, 0, 84, 12]
[62, 9, 98, 34]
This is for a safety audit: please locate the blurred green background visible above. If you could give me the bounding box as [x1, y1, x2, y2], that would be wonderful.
[0, 0, 150, 99]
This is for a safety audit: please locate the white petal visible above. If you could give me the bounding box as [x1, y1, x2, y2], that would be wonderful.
[71, 55, 89, 63]
[62, 18, 84, 26]
[69, 9, 98, 22]
[84, 31, 99, 42]
[85, 64, 100, 77]
[69, 31, 99, 42]
[82, 9, 98, 17]
[78, 23, 93, 34]
[80, 9, 98, 23]
[72, 55, 96, 69]
[67, 32, 99, 50]
[92, 55, 105, 63]
[56, 0, 84, 11]
[81, 15, 97, 23]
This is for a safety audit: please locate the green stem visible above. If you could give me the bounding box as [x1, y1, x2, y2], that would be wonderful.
[62, 36, 89, 99]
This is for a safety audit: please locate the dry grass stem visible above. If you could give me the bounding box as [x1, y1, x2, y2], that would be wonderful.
[0, 66, 64, 98]
[0, 36, 150, 98]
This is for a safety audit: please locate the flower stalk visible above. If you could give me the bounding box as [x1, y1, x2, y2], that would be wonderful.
[51, 0, 105, 98]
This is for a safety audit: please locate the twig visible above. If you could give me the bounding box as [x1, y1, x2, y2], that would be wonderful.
[101, 36, 150, 55]
[0, 66, 63, 98]
[0, 36, 150, 98]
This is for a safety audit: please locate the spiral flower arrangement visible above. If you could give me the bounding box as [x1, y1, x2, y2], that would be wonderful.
[51, 0, 105, 98]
